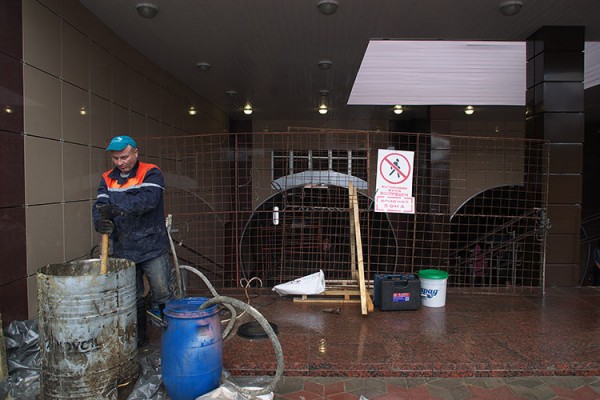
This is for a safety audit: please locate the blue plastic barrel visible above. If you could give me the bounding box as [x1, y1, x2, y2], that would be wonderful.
[161, 297, 222, 400]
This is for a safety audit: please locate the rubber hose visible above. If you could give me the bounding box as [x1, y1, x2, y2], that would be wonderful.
[167, 220, 184, 297]
[178, 265, 237, 339]
[200, 296, 284, 397]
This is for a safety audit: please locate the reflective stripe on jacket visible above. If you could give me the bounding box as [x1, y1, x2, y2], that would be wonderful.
[93, 161, 168, 263]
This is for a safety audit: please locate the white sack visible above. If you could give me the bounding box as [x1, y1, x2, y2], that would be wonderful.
[196, 385, 273, 400]
[272, 270, 325, 296]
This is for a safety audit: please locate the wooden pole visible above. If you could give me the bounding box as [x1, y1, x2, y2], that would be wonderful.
[100, 233, 109, 274]
[350, 183, 374, 314]
[348, 183, 358, 281]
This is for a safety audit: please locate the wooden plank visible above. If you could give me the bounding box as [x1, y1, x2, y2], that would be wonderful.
[326, 279, 375, 289]
[350, 183, 372, 315]
[293, 290, 363, 303]
[291, 285, 374, 305]
[348, 182, 358, 281]
[293, 297, 361, 304]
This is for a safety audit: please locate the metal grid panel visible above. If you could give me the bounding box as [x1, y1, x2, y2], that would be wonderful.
[139, 131, 548, 296]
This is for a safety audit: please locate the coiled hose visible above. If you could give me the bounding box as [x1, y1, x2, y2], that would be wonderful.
[178, 265, 284, 398]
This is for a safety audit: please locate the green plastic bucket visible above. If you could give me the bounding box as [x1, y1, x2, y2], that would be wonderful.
[418, 269, 449, 307]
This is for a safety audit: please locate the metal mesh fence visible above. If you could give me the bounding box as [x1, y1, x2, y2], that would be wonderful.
[139, 130, 548, 296]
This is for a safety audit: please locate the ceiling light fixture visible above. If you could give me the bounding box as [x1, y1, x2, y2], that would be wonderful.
[196, 62, 211, 72]
[243, 104, 253, 115]
[318, 59, 333, 70]
[464, 105, 475, 115]
[317, 0, 338, 16]
[188, 106, 197, 116]
[318, 89, 329, 114]
[498, 0, 523, 16]
[4, 105, 13, 114]
[136, 3, 159, 18]
[79, 106, 87, 116]
[393, 105, 403, 115]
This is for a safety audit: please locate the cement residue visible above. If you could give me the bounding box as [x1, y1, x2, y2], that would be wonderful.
[39, 258, 134, 277]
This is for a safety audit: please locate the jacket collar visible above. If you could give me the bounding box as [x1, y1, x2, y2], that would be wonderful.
[108, 161, 140, 185]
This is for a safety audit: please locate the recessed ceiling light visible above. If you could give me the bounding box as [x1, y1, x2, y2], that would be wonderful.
[188, 106, 197, 115]
[318, 104, 328, 115]
[317, 0, 338, 16]
[498, 1, 522, 16]
[243, 104, 253, 115]
[318, 60, 333, 70]
[136, 3, 158, 18]
[196, 62, 211, 72]
[464, 105, 475, 115]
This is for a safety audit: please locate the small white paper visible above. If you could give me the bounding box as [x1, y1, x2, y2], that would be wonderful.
[272, 270, 326, 296]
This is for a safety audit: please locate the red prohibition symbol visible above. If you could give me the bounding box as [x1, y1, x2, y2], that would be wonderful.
[380, 153, 411, 184]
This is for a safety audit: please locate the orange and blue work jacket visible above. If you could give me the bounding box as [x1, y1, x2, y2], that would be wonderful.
[92, 161, 168, 263]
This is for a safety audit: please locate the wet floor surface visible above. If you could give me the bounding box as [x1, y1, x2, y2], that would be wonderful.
[142, 286, 600, 399]
[268, 375, 600, 399]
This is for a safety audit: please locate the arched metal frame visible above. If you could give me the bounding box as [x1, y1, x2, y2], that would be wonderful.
[239, 181, 399, 285]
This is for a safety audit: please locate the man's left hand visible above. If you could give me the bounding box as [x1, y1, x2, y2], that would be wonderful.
[97, 204, 124, 219]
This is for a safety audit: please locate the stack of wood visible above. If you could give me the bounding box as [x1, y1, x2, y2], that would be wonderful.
[293, 182, 375, 315]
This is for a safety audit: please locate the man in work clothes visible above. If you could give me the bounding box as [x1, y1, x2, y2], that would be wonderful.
[92, 135, 173, 346]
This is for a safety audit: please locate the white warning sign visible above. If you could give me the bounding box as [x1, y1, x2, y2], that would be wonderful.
[375, 149, 415, 214]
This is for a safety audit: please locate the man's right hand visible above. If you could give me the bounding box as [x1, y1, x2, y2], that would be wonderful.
[95, 219, 114, 234]
[97, 204, 124, 220]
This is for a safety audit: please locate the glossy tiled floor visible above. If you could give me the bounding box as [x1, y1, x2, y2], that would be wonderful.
[145, 286, 600, 399]
[267, 375, 600, 399]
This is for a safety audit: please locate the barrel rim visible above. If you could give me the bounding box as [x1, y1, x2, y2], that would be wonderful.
[38, 258, 135, 277]
[164, 297, 220, 318]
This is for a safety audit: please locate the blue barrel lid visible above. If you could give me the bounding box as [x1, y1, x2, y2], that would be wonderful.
[418, 269, 449, 279]
[164, 297, 220, 318]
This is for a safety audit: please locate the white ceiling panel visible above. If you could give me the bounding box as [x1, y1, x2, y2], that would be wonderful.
[348, 40, 526, 106]
[585, 42, 600, 90]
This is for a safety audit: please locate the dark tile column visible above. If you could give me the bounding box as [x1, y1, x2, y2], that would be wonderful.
[0, 0, 27, 325]
[526, 26, 585, 286]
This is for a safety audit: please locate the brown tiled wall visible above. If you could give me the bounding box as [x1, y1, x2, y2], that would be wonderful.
[0, 0, 228, 324]
[0, 1, 27, 326]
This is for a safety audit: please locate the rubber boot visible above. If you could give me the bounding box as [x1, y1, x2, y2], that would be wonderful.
[137, 303, 148, 348]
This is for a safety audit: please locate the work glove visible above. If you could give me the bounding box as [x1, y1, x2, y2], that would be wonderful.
[94, 219, 114, 234]
[97, 204, 124, 220]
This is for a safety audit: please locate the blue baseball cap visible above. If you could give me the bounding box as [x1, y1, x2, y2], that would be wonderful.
[106, 135, 137, 151]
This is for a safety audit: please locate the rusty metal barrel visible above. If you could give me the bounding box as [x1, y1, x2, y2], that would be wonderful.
[37, 258, 138, 399]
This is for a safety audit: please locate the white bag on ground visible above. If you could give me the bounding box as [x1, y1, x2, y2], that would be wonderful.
[272, 270, 325, 296]
[196, 384, 273, 400]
